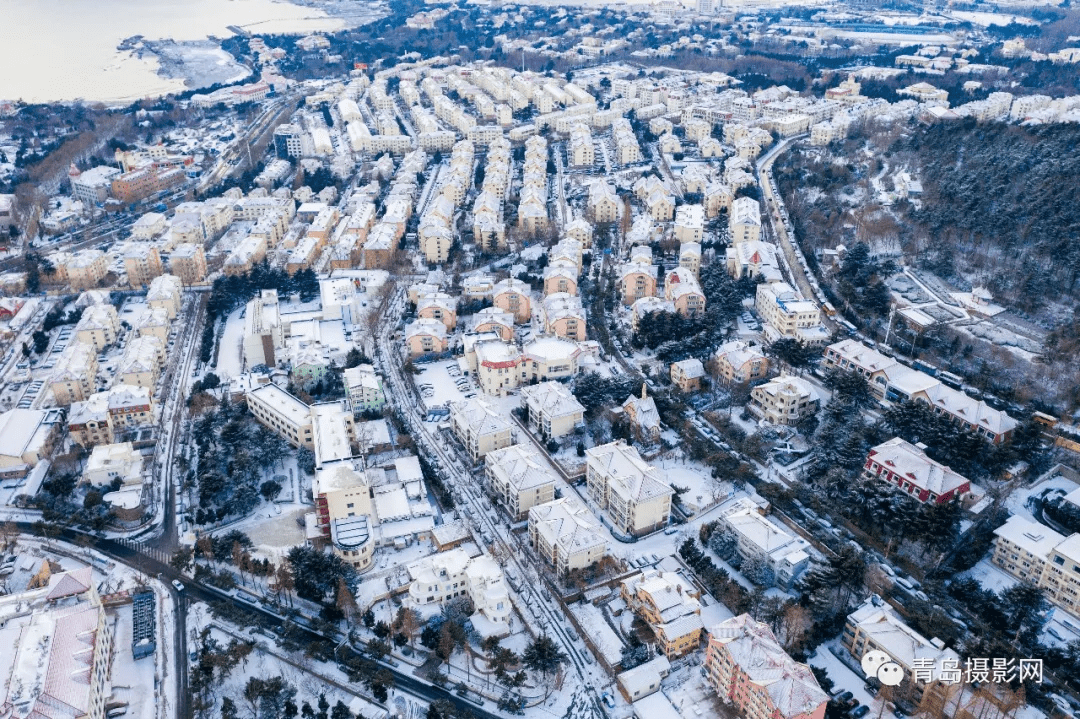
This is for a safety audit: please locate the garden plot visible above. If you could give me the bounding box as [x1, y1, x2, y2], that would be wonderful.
[569, 601, 625, 666]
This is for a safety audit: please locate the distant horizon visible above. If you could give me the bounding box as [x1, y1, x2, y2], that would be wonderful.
[0, 0, 349, 104]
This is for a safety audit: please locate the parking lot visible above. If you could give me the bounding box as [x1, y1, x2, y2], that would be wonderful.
[413, 358, 476, 416]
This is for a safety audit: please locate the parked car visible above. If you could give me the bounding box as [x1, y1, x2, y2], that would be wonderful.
[851, 705, 870, 718]
[834, 692, 853, 704]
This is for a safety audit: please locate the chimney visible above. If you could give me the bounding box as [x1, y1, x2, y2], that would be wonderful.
[641, 383, 648, 400]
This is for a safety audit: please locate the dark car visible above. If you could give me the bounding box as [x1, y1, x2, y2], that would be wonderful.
[851, 706, 871, 719]
[835, 692, 854, 704]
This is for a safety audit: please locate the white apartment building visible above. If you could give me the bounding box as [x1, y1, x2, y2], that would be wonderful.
[729, 196, 761, 244]
[247, 383, 315, 448]
[485, 444, 558, 520]
[519, 381, 585, 439]
[407, 549, 511, 630]
[756, 282, 830, 346]
[749, 375, 820, 426]
[992, 516, 1080, 618]
[450, 397, 513, 461]
[50, 341, 98, 405]
[528, 496, 609, 575]
[586, 440, 674, 537]
[74, 303, 120, 351]
[718, 498, 811, 589]
[147, 273, 183, 320]
[674, 204, 705, 243]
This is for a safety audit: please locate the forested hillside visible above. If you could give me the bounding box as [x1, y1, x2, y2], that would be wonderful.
[902, 120, 1080, 309]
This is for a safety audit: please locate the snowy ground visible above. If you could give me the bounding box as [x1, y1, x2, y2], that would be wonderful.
[215, 306, 246, 380]
[654, 455, 730, 514]
[962, 557, 1019, 595]
[224, 501, 310, 561]
[569, 601, 625, 665]
[1004, 471, 1079, 524]
[186, 608, 397, 719]
[412, 359, 474, 409]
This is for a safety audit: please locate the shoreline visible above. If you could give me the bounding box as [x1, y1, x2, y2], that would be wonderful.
[0, 0, 388, 106]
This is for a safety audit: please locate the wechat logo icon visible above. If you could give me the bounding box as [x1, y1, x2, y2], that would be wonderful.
[861, 650, 905, 687]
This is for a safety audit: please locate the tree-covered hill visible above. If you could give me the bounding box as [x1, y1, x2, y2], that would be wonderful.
[901, 120, 1080, 307]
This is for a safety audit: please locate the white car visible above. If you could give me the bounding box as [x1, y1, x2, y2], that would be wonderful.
[172, 580, 185, 592]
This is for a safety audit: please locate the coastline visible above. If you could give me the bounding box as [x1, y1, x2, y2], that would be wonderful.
[0, 0, 387, 106]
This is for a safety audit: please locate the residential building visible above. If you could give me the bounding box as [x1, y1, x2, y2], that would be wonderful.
[863, 437, 972, 504]
[674, 204, 705, 243]
[520, 381, 585, 439]
[569, 123, 594, 167]
[68, 385, 154, 447]
[619, 261, 657, 305]
[541, 292, 586, 341]
[50, 341, 98, 405]
[621, 569, 704, 659]
[66, 249, 109, 291]
[991, 516, 1080, 618]
[417, 292, 458, 330]
[842, 596, 961, 704]
[0, 408, 61, 479]
[75, 303, 120, 351]
[529, 496, 609, 574]
[717, 498, 811, 589]
[705, 615, 828, 719]
[671, 358, 706, 393]
[521, 335, 586, 384]
[123, 244, 163, 288]
[133, 306, 170, 343]
[169, 243, 207, 284]
[713, 340, 768, 384]
[664, 267, 706, 317]
[679, 242, 702, 275]
[729, 196, 761, 244]
[727, 240, 781, 282]
[543, 260, 579, 297]
[404, 318, 449, 357]
[623, 385, 662, 443]
[117, 335, 165, 392]
[147, 274, 183, 319]
[749, 375, 820, 426]
[84, 441, 142, 487]
[471, 307, 515, 341]
[492, 278, 532, 323]
[450, 398, 513, 461]
[589, 180, 619, 223]
[586, 440, 674, 537]
[485, 444, 558, 520]
[618, 655, 671, 703]
[247, 383, 315, 449]
[756, 282, 830, 346]
[473, 338, 523, 396]
[407, 549, 511, 629]
[344, 364, 385, 413]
